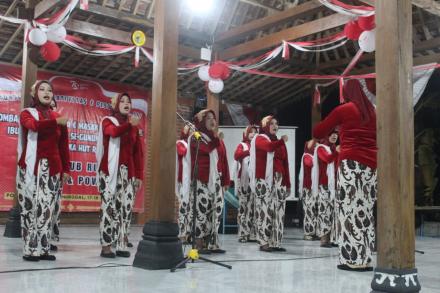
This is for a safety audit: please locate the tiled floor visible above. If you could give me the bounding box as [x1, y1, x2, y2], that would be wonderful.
[0, 225, 438, 293]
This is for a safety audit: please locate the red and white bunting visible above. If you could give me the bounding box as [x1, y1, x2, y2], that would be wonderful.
[318, 0, 374, 17]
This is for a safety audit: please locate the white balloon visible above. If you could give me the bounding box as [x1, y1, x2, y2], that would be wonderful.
[208, 78, 224, 94]
[29, 28, 47, 46]
[47, 26, 67, 43]
[358, 30, 376, 53]
[198, 65, 210, 81]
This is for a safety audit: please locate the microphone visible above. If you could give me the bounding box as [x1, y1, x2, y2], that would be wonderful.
[193, 131, 202, 140]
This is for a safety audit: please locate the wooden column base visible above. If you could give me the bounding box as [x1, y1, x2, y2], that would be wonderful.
[3, 206, 21, 238]
[371, 268, 421, 293]
[132, 221, 183, 270]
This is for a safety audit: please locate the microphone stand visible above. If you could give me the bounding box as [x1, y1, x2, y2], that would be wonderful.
[171, 132, 232, 272]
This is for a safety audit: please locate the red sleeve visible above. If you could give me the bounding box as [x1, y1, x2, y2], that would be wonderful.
[282, 146, 291, 189]
[20, 110, 57, 133]
[134, 128, 144, 180]
[317, 147, 337, 164]
[103, 118, 132, 138]
[313, 106, 343, 139]
[192, 136, 220, 154]
[256, 136, 285, 152]
[59, 125, 70, 174]
[234, 144, 249, 161]
[176, 141, 187, 156]
[303, 155, 313, 167]
[219, 141, 230, 186]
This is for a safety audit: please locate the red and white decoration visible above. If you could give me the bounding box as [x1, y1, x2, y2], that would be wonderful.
[318, 0, 374, 17]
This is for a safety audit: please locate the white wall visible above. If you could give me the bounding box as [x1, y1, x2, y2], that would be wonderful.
[219, 126, 298, 201]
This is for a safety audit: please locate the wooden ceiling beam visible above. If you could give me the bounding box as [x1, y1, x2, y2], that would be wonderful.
[34, 0, 68, 18]
[318, 36, 440, 73]
[0, 23, 23, 58]
[239, 0, 283, 13]
[0, 0, 20, 30]
[362, 0, 440, 17]
[216, 0, 323, 44]
[64, 19, 200, 59]
[86, 3, 154, 27]
[84, 3, 210, 43]
[219, 12, 351, 59]
[277, 85, 311, 106]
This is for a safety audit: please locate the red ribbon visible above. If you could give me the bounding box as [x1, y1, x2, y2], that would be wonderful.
[282, 41, 290, 60]
[330, 0, 374, 11]
[286, 32, 346, 47]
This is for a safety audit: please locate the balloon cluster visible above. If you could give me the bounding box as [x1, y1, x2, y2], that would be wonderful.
[28, 26, 66, 62]
[343, 15, 376, 53]
[197, 61, 231, 94]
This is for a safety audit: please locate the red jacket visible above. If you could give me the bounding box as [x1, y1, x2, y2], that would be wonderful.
[190, 136, 220, 183]
[18, 109, 70, 176]
[313, 102, 377, 169]
[274, 141, 291, 188]
[254, 135, 288, 187]
[176, 140, 187, 183]
[217, 139, 230, 187]
[302, 154, 313, 189]
[317, 145, 337, 186]
[234, 142, 250, 177]
[99, 118, 144, 180]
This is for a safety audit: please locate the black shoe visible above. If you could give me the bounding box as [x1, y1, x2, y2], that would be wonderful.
[337, 264, 373, 272]
[238, 238, 247, 243]
[116, 250, 130, 258]
[127, 242, 133, 248]
[198, 249, 211, 255]
[320, 243, 333, 248]
[50, 244, 58, 251]
[100, 251, 116, 258]
[210, 248, 226, 254]
[272, 247, 287, 252]
[259, 246, 273, 252]
[39, 254, 56, 261]
[247, 239, 258, 243]
[23, 255, 40, 262]
[331, 242, 338, 247]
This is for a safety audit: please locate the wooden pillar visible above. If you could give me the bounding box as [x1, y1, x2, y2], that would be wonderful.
[133, 0, 183, 270]
[207, 90, 220, 120]
[3, 0, 38, 239]
[371, 1, 421, 292]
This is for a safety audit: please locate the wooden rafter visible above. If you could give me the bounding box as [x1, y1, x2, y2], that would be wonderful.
[34, 0, 67, 18]
[0, 23, 23, 58]
[220, 13, 351, 59]
[239, 0, 282, 13]
[96, 54, 124, 78]
[217, 0, 323, 44]
[0, 0, 19, 30]
[64, 19, 200, 59]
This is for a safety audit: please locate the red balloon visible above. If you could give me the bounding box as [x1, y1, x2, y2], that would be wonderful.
[220, 63, 231, 80]
[209, 62, 225, 79]
[40, 41, 61, 62]
[344, 20, 362, 40]
[358, 15, 375, 31]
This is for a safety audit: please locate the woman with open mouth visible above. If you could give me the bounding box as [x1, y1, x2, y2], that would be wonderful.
[234, 125, 258, 243]
[249, 115, 289, 252]
[185, 109, 230, 254]
[17, 80, 70, 262]
[175, 123, 193, 243]
[96, 93, 144, 258]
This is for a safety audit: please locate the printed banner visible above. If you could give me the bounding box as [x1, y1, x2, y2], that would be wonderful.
[0, 64, 149, 212]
